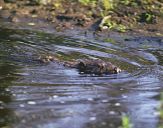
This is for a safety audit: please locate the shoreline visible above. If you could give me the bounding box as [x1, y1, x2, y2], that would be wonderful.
[0, 0, 163, 37]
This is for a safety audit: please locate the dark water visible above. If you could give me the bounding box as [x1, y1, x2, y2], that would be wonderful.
[0, 26, 163, 128]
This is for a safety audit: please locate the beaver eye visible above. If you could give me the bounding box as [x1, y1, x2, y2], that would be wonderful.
[98, 63, 104, 68]
[79, 61, 86, 67]
[97, 64, 101, 68]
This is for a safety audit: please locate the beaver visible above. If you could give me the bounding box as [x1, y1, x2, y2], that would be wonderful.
[38, 55, 121, 75]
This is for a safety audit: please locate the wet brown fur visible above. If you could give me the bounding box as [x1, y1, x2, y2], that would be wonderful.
[38, 56, 121, 75]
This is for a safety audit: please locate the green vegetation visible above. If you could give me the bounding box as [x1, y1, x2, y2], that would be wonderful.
[29, 0, 50, 5]
[78, 0, 127, 32]
[78, 0, 115, 13]
[102, 0, 114, 10]
[139, 12, 156, 23]
[103, 38, 116, 43]
[99, 16, 127, 32]
[158, 93, 163, 128]
[78, 0, 162, 32]
[3, 0, 163, 33]
[78, 0, 114, 9]
[120, 115, 133, 128]
[78, 0, 95, 5]
[159, 93, 163, 119]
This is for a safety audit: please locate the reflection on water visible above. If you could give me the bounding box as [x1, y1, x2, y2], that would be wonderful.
[0, 27, 163, 128]
[0, 62, 20, 127]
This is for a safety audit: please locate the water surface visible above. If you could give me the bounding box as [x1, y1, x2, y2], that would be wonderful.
[0, 26, 163, 128]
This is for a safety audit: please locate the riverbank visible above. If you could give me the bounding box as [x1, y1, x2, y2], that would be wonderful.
[0, 0, 163, 36]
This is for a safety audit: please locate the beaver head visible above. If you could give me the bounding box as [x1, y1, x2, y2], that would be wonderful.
[96, 62, 121, 74]
[77, 59, 121, 75]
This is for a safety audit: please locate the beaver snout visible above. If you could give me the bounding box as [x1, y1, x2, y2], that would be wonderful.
[114, 67, 121, 73]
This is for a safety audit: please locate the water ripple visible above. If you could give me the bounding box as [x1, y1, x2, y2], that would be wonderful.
[0, 28, 163, 128]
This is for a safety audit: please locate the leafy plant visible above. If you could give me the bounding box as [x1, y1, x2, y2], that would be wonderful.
[99, 16, 127, 32]
[102, 0, 114, 10]
[139, 12, 156, 23]
[120, 0, 131, 5]
[79, 0, 97, 6]
[79, 0, 91, 5]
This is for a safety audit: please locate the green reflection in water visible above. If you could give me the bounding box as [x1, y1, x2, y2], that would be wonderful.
[0, 28, 24, 127]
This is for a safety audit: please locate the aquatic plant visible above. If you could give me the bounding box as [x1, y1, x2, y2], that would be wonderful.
[120, 115, 133, 128]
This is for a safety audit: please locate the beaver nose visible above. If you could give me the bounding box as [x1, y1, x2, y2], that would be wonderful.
[116, 67, 121, 73]
[114, 67, 121, 73]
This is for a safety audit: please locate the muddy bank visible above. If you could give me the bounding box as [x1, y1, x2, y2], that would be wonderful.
[0, 0, 163, 36]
